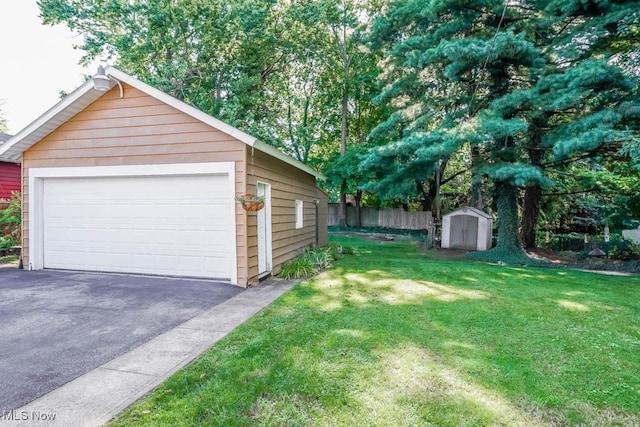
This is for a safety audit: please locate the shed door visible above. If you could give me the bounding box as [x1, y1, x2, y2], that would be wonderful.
[450, 215, 479, 250]
[41, 174, 232, 279]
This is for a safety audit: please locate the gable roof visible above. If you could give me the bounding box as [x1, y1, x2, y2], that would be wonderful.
[0, 66, 324, 179]
[444, 206, 493, 219]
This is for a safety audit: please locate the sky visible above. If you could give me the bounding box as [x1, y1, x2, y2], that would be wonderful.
[0, 1, 98, 134]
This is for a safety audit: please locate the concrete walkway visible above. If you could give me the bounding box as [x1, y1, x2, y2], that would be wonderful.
[11, 278, 297, 427]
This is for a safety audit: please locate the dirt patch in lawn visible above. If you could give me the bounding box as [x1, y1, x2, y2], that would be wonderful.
[528, 248, 640, 275]
[332, 231, 411, 242]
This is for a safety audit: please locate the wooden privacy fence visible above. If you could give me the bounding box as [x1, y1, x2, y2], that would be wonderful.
[328, 204, 433, 230]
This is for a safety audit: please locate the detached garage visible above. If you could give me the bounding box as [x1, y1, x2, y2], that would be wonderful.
[0, 66, 327, 287]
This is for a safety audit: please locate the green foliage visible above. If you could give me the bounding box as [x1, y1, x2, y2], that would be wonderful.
[278, 245, 351, 280]
[322, 145, 375, 201]
[603, 236, 640, 261]
[302, 246, 334, 270]
[538, 232, 640, 262]
[328, 241, 356, 257]
[339, 245, 355, 255]
[277, 256, 317, 280]
[479, 163, 551, 188]
[0, 192, 21, 242]
[39, 0, 385, 194]
[540, 232, 590, 253]
[606, 244, 639, 261]
[537, 156, 640, 233]
[0, 235, 17, 249]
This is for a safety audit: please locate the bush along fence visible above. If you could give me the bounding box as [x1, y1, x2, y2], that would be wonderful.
[328, 204, 433, 230]
[538, 232, 640, 260]
[0, 191, 21, 253]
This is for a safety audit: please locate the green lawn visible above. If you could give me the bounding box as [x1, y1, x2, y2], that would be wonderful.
[0, 255, 18, 265]
[111, 235, 640, 426]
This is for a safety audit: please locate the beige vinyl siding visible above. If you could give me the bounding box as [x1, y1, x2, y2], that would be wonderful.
[245, 149, 323, 284]
[22, 84, 250, 286]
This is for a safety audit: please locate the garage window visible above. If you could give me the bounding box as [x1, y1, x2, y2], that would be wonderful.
[295, 200, 303, 229]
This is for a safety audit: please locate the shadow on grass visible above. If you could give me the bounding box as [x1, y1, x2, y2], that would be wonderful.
[110, 235, 640, 427]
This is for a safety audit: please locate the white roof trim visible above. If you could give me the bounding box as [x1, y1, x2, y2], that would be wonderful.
[0, 66, 324, 179]
[252, 140, 322, 178]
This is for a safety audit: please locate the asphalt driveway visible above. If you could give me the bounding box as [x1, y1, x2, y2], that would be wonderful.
[0, 268, 244, 410]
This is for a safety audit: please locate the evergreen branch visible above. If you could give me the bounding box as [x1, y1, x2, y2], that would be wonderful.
[542, 141, 623, 169]
[545, 17, 578, 48]
[544, 188, 603, 197]
[441, 167, 471, 185]
[525, 145, 553, 152]
[461, 6, 489, 16]
[543, 152, 600, 169]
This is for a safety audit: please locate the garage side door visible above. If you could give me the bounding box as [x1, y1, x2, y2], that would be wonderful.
[42, 174, 232, 279]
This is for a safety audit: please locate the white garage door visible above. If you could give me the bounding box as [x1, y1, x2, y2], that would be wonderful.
[42, 174, 232, 279]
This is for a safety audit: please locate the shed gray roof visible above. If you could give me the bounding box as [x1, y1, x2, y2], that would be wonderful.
[443, 206, 493, 219]
[0, 133, 12, 143]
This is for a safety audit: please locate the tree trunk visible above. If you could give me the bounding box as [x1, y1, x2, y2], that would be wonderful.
[434, 160, 447, 221]
[338, 80, 349, 227]
[467, 180, 530, 263]
[339, 180, 348, 227]
[471, 145, 483, 209]
[521, 121, 546, 249]
[340, 88, 348, 155]
[354, 189, 363, 227]
[495, 181, 523, 253]
[522, 184, 541, 249]
[417, 179, 436, 212]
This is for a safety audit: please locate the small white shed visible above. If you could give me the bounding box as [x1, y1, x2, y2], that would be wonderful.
[441, 207, 493, 251]
[622, 226, 640, 244]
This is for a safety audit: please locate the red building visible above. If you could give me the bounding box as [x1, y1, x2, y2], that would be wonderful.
[0, 134, 21, 200]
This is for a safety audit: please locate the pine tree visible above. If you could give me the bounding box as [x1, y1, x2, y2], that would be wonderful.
[492, 1, 640, 248]
[365, 0, 639, 261]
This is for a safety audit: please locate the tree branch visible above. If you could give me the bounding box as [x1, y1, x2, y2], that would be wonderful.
[441, 167, 471, 185]
[544, 188, 603, 196]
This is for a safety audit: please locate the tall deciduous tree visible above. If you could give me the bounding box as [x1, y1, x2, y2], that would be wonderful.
[315, 0, 382, 226]
[39, 0, 384, 207]
[494, 1, 640, 248]
[39, 0, 329, 146]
